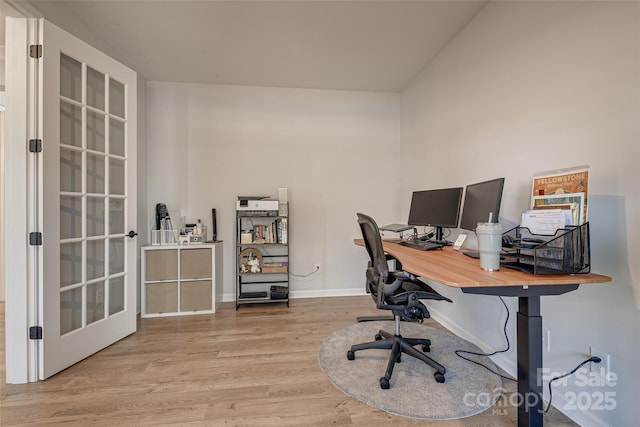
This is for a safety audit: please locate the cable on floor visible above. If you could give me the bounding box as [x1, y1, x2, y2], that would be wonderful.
[454, 296, 516, 382]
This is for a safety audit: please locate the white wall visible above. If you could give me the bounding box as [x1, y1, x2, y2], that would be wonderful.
[401, 2, 640, 426]
[1, 0, 32, 303]
[1, 109, 5, 302]
[146, 82, 402, 300]
[135, 75, 147, 311]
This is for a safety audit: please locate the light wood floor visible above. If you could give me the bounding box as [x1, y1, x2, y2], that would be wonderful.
[0, 298, 576, 426]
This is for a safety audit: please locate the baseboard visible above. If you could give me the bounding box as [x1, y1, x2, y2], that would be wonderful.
[222, 288, 366, 303]
[548, 391, 610, 427]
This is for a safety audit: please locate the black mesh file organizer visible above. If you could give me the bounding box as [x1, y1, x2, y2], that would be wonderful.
[500, 222, 590, 275]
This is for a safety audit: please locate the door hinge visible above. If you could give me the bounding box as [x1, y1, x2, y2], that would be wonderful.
[29, 139, 43, 153]
[29, 44, 43, 58]
[29, 232, 42, 246]
[29, 326, 43, 340]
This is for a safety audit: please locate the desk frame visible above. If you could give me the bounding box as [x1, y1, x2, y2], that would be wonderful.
[355, 239, 610, 427]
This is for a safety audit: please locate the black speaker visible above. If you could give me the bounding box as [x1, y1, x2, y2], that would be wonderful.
[155, 203, 168, 230]
[211, 208, 217, 241]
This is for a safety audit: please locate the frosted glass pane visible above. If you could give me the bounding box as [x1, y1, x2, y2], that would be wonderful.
[109, 276, 125, 315]
[87, 110, 106, 152]
[109, 119, 125, 157]
[109, 199, 125, 234]
[109, 79, 125, 118]
[87, 239, 105, 281]
[60, 149, 82, 193]
[87, 67, 105, 110]
[60, 242, 82, 287]
[87, 153, 105, 194]
[60, 102, 82, 147]
[87, 196, 105, 237]
[87, 281, 105, 325]
[60, 195, 82, 239]
[60, 54, 81, 102]
[60, 288, 82, 334]
[109, 238, 125, 275]
[109, 158, 125, 195]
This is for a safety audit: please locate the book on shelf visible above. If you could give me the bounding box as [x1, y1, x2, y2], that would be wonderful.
[252, 218, 288, 244]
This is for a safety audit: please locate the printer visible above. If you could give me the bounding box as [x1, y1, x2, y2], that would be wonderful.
[236, 196, 279, 216]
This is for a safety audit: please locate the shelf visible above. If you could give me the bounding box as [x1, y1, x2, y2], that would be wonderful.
[237, 297, 288, 305]
[236, 205, 289, 310]
[237, 243, 288, 247]
[238, 272, 288, 276]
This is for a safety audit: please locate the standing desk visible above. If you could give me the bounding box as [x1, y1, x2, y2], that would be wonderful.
[354, 239, 611, 427]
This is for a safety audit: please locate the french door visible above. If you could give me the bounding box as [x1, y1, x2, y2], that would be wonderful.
[20, 18, 138, 380]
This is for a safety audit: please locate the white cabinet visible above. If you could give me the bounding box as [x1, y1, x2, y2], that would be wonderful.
[141, 242, 222, 317]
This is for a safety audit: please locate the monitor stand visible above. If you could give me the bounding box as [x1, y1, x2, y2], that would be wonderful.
[431, 226, 452, 246]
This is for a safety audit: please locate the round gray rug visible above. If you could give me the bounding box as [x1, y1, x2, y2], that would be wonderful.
[318, 321, 502, 420]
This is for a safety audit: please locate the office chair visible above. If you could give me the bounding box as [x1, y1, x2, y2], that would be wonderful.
[348, 213, 452, 389]
[356, 252, 398, 323]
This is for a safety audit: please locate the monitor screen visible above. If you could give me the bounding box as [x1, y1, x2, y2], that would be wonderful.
[407, 187, 464, 229]
[459, 178, 506, 231]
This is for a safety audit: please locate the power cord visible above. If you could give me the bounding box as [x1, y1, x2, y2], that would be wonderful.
[544, 356, 601, 413]
[454, 296, 516, 382]
[454, 297, 603, 413]
[289, 265, 321, 278]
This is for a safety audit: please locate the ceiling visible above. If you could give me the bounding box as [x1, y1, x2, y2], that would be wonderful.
[28, 1, 486, 92]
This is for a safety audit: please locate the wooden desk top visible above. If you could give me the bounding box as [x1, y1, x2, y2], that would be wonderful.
[354, 239, 611, 289]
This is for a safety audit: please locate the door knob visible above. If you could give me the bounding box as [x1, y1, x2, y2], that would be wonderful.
[127, 230, 138, 238]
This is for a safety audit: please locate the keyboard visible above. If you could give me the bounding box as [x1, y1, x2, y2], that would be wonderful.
[399, 240, 443, 251]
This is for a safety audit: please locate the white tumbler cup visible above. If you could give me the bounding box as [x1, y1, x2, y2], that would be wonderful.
[476, 222, 502, 271]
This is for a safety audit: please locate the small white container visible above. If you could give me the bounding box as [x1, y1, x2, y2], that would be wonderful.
[151, 230, 179, 245]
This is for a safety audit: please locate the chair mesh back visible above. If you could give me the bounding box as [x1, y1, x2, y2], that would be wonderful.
[357, 213, 389, 279]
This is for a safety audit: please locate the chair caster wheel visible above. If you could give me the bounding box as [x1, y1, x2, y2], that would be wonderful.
[347, 350, 355, 360]
[434, 372, 445, 383]
[422, 345, 430, 352]
[380, 378, 390, 389]
[375, 333, 383, 341]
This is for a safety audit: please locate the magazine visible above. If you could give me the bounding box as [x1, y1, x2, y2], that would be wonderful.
[530, 166, 589, 225]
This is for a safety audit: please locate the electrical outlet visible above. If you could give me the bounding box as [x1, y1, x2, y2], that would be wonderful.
[590, 346, 610, 377]
[314, 263, 321, 271]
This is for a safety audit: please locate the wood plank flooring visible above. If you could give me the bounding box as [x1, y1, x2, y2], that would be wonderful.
[0, 298, 576, 426]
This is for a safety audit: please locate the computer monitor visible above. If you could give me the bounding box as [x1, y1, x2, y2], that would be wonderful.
[407, 187, 463, 241]
[459, 178, 506, 231]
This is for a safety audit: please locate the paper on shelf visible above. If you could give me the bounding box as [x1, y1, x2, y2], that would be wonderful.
[521, 209, 571, 235]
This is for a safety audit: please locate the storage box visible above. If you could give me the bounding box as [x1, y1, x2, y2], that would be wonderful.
[270, 286, 289, 299]
[500, 222, 590, 275]
[261, 262, 288, 273]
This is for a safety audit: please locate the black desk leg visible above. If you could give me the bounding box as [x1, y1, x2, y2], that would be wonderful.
[517, 296, 543, 427]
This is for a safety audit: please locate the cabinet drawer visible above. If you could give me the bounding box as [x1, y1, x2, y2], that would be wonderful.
[145, 281, 178, 314]
[180, 280, 213, 311]
[145, 249, 178, 281]
[180, 248, 212, 279]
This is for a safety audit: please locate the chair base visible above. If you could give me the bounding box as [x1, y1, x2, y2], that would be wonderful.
[347, 328, 446, 389]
